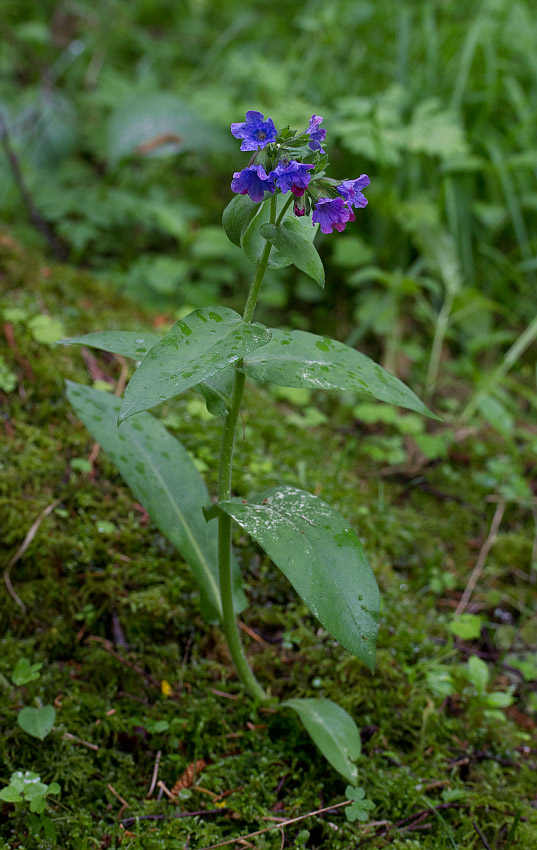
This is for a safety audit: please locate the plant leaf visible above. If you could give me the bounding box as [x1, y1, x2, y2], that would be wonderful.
[282, 698, 361, 784]
[0, 786, 22, 803]
[243, 329, 435, 417]
[119, 307, 271, 422]
[58, 331, 161, 359]
[195, 368, 235, 416]
[240, 194, 316, 269]
[59, 331, 233, 416]
[66, 382, 246, 623]
[206, 486, 379, 672]
[260, 221, 325, 286]
[17, 705, 56, 741]
[222, 194, 260, 246]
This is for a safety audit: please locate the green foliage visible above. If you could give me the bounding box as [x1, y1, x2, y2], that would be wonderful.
[206, 487, 380, 672]
[118, 307, 271, 421]
[17, 705, 56, 740]
[282, 699, 362, 784]
[345, 785, 375, 822]
[65, 381, 246, 623]
[0, 770, 60, 841]
[11, 658, 42, 686]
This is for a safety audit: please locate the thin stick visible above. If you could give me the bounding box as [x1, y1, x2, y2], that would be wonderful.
[197, 800, 351, 850]
[472, 820, 493, 850]
[0, 112, 67, 260]
[455, 500, 505, 616]
[147, 750, 162, 798]
[87, 635, 161, 691]
[4, 495, 63, 612]
[107, 784, 129, 809]
[61, 731, 99, 751]
[120, 810, 225, 828]
[156, 780, 176, 801]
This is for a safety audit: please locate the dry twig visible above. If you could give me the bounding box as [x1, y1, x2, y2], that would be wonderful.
[4, 495, 63, 612]
[455, 500, 505, 616]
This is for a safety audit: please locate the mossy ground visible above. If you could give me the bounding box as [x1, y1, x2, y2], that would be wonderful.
[1, 232, 536, 849]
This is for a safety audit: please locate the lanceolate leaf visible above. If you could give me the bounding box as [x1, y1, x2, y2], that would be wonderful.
[60, 331, 233, 416]
[66, 381, 246, 623]
[222, 193, 260, 247]
[206, 486, 380, 672]
[260, 221, 325, 286]
[243, 329, 435, 417]
[59, 330, 161, 359]
[282, 698, 361, 784]
[119, 306, 271, 423]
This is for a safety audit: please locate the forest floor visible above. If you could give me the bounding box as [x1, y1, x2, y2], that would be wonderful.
[1, 231, 537, 849]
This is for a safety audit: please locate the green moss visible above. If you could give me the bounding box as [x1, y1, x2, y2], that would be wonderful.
[1, 231, 536, 848]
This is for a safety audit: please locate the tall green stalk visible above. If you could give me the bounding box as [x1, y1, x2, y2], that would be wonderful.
[216, 195, 276, 702]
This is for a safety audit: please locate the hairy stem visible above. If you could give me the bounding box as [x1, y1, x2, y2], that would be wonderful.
[216, 195, 277, 702]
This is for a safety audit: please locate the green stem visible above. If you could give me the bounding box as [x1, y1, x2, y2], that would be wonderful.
[275, 194, 294, 226]
[216, 195, 277, 703]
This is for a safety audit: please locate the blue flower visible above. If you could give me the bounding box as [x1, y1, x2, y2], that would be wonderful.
[337, 175, 370, 209]
[231, 111, 277, 151]
[312, 197, 352, 234]
[270, 161, 314, 196]
[231, 165, 275, 202]
[306, 114, 326, 153]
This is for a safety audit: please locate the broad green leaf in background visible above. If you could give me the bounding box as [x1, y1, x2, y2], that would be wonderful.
[206, 486, 380, 672]
[59, 331, 233, 416]
[282, 698, 362, 784]
[28, 315, 66, 344]
[243, 329, 435, 417]
[118, 307, 272, 422]
[66, 382, 246, 622]
[222, 193, 260, 247]
[107, 93, 230, 165]
[260, 221, 325, 286]
[17, 705, 56, 740]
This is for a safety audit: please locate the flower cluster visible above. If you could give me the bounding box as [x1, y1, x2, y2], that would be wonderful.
[230, 111, 369, 234]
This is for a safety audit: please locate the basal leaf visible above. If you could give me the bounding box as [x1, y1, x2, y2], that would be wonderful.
[282, 698, 361, 784]
[119, 306, 271, 422]
[206, 486, 380, 672]
[243, 329, 435, 417]
[260, 221, 325, 286]
[66, 382, 246, 623]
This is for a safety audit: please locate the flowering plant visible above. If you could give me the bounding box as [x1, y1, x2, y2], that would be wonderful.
[61, 111, 432, 787]
[230, 111, 369, 233]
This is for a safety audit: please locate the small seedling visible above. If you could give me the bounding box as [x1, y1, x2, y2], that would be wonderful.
[0, 770, 60, 842]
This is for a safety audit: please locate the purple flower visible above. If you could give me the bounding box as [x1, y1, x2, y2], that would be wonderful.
[231, 165, 275, 202]
[306, 114, 326, 153]
[312, 197, 352, 234]
[231, 111, 277, 151]
[337, 175, 370, 209]
[270, 160, 314, 196]
[293, 198, 306, 217]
